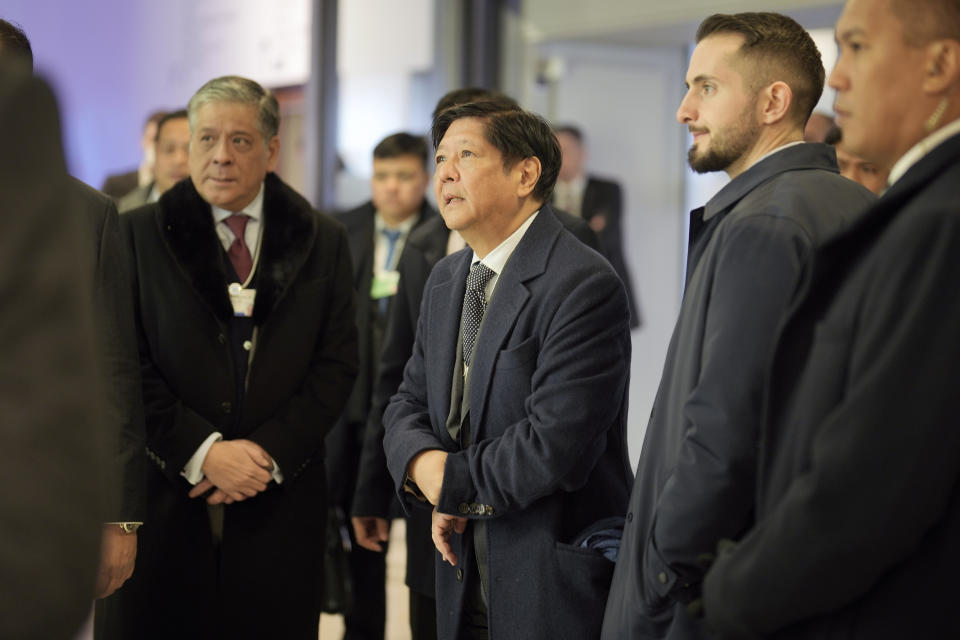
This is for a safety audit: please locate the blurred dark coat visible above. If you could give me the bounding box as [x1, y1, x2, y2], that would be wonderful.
[0, 70, 105, 640]
[704, 133, 960, 639]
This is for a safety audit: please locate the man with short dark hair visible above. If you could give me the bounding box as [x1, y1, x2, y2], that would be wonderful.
[702, 1, 960, 637]
[326, 131, 436, 639]
[384, 101, 633, 640]
[102, 75, 357, 639]
[119, 109, 190, 211]
[351, 89, 602, 640]
[601, 12, 875, 640]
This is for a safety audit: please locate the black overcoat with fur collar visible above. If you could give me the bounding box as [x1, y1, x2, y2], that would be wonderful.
[101, 173, 358, 639]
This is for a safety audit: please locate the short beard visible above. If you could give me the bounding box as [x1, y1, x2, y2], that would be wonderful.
[687, 112, 761, 174]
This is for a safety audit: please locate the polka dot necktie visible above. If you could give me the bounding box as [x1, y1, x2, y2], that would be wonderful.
[460, 261, 496, 368]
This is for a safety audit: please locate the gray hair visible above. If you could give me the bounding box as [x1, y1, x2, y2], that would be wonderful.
[187, 75, 280, 143]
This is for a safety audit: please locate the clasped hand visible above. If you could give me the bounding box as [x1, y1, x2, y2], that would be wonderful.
[188, 439, 274, 504]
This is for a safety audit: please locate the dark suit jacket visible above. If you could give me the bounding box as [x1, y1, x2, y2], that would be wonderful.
[384, 206, 633, 640]
[325, 200, 436, 507]
[117, 182, 152, 213]
[352, 209, 601, 599]
[580, 176, 641, 327]
[105, 173, 358, 639]
[703, 132, 960, 639]
[603, 144, 874, 640]
[72, 178, 146, 524]
[0, 70, 105, 640]
[101, 169, 139, 201]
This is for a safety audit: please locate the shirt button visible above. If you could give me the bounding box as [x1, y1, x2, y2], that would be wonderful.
[242, 340, 252, 351]
[658, 572, 668, 585]
[626, 511, 633, 523]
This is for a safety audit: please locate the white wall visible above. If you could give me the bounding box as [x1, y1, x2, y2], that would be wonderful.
[531, 43, 688, 466]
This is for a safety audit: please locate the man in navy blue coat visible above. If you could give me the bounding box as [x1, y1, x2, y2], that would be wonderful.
[383, 101, 633, 640]
[602, 12, 875, 640]
[703, 1, 960, 637]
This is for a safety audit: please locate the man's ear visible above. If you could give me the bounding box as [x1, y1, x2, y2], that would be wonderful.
[758, 80, 793, 125]
[922, 39, 960, 94]
[515, 156, 542, 198]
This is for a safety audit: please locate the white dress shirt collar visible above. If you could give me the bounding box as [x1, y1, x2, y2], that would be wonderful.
[470, 210, 539, 299]
[211, 183, 265, 225]
[888, 117, 960, 187]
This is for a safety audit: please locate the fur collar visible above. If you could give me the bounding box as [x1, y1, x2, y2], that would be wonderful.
[157, 172, 316, 325]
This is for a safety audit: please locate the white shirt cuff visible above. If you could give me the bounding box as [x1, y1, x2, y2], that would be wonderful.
[181, 432, 223, 485]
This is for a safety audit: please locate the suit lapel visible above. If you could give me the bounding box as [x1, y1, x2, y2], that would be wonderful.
[467, 210, 560, 436]
[428, 249, 471, 448]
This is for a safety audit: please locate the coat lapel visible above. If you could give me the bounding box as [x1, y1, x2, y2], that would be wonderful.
[428, 249, 471, 448]
[468, 209, 561, 436]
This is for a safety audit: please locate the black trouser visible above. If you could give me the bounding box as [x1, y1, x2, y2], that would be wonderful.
[341, 525, 387, 640]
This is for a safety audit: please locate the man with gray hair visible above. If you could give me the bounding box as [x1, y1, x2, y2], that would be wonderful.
[99, 75, 358, 639]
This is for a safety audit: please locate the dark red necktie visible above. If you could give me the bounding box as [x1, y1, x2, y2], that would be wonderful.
[224, 214, 253, 282]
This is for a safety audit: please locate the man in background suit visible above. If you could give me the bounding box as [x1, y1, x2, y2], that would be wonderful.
[825, 125, 890, 195]
[351, 88, 601, 640]
[0, 63, 105, 639]
[105, 75, 357, 639]
[118, 109, 190, 212]
[602, 12, 874, 639]
[0, 17, 146, 607]
[703, 1, 960, 637]
[384, 101, 633, 640]
[327, 131, 436, 639]
[553, 125, 640, 327]
[101, 110, 167, 201]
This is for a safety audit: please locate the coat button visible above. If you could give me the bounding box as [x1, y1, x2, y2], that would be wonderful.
[221, 401, 232, 414]
[242, 340, 252, 351]
[658, 572, 668, 584]
[456, 568, 463, 582]
[458, 503, 470, 515]
[626, 511, 633, 523]
[218, 333, 227, 344]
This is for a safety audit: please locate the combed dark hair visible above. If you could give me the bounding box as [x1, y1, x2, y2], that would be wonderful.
[696, 12, 824, 128]
[154, 109, 187, 142]
[553, 124, 583, 144]
[890, 0, 960, 45]
[0, 18, 33, 68]
[432, 101, 561, 204]
[188, 75, 280, 143]
[373, 132, 428, 168]
[432, 87, 518, 120]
